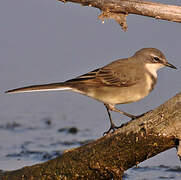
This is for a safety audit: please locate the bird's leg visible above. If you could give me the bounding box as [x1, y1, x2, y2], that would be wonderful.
[103, 103, 143, 135]
[106, 104, 139, 120]
[103, 104, 119, 135]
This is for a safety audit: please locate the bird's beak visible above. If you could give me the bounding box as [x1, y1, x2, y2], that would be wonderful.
[165, 62, 177, 69]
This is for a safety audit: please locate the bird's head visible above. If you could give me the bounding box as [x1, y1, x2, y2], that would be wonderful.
[133, 48, 177, 77]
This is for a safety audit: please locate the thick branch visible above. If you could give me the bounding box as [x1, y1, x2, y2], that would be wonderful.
[1, 92, 181, 179]
[58, 0, 181, 31]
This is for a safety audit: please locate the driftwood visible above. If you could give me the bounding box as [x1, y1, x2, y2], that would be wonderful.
[58, 0, 181, 31]
[0, 92, 181, 179]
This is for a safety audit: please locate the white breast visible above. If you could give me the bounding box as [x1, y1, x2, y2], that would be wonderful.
[145, 63, 164, 78]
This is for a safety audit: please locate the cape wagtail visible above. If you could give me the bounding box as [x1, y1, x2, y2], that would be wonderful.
[5, 48, 177, 134]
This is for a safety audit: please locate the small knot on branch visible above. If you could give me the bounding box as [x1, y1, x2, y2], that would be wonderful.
[98, 11, 128, 31]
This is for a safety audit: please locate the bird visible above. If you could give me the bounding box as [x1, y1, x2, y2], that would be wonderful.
[5, 48, 177, 134]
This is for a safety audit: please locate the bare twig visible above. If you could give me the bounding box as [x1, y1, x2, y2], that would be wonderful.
[58, 0, 181, 30]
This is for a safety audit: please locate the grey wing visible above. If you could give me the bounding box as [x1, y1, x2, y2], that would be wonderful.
[97, 68, 139, 87]
[97, 58, 143, 86]
[66, 65, 141, 87]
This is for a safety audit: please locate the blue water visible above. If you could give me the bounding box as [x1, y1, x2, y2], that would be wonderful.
[0, 116, 180, 179]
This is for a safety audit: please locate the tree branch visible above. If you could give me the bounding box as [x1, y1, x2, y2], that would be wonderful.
[58, 0, 181, 31]
[1, 92, 181, 179]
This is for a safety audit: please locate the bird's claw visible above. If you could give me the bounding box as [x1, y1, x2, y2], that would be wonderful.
[103, 124, 119, 136]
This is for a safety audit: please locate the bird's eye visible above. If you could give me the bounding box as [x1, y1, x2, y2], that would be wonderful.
[153, 57, 160, 61]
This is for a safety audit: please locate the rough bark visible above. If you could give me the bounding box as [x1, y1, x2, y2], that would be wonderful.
[58, 0, 181, 31]
[1, 92, 181, 179]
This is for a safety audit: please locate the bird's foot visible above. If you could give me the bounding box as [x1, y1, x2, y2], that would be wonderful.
[103, 123, 119, 136]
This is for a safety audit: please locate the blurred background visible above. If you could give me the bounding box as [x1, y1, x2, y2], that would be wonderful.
[0, 0, 181, 179]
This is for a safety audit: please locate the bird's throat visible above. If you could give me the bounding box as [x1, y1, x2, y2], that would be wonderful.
[145, 63, 164, 78]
